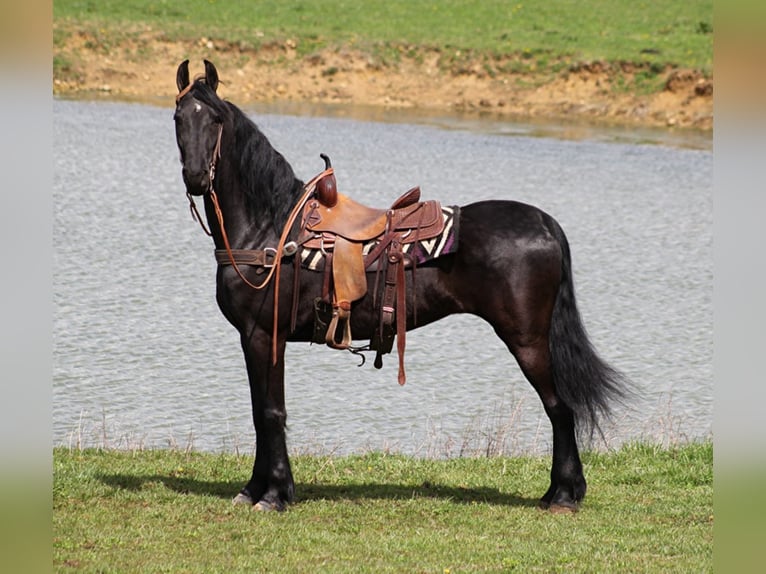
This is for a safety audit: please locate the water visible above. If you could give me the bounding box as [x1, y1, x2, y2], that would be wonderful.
[53, 99, 713, 456]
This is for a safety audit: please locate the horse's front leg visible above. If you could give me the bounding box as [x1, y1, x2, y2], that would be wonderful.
[232, 327, 294, 511]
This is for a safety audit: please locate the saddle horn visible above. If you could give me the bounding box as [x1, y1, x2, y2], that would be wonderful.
[315, 153, 338, 207]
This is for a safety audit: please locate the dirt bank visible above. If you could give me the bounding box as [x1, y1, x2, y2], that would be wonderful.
[53, 30, 713, 131]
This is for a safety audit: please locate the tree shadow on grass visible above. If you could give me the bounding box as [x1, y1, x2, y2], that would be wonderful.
[98, 473, 539, 508]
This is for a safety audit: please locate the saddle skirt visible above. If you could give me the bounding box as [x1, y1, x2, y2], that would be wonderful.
[300, 204, 460, 271]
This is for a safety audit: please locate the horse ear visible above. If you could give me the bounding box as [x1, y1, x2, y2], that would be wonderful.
[176, 59, 190, 93]
[203, 59, 219, 92]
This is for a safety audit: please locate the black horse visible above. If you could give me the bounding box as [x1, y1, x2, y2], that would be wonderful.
[173, 60, 626, 512]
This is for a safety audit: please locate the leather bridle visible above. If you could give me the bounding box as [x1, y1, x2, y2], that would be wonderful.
[180, 105, 332, 362]
[185, 123, 221, 237]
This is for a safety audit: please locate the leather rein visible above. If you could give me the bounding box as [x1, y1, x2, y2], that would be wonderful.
[185, 121, 332, 364]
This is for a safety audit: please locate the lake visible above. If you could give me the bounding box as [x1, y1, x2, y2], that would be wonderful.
[53, 99, 712, 456]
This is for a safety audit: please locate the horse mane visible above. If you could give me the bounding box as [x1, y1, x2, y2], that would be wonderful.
[189, 79, 305, 229]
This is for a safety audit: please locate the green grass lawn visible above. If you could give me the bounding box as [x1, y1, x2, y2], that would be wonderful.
[54, 0, 712, 73]
[54, 441, 712, 572]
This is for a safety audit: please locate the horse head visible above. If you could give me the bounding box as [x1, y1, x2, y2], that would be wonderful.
[174, 59, 224, 196]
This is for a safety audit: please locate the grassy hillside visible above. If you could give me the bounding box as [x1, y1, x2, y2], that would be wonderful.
[53, 1, 713, 130]
[55, 0, 712, 73]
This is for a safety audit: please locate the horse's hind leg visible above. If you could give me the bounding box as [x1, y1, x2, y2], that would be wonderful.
[498, 328, 586, 511]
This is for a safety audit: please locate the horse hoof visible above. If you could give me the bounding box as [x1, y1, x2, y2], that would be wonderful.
[538, 500, 578, 514]
[252, 500, 283, 512]
[548, 503, 578, 514]
[232, 491, 254, 506]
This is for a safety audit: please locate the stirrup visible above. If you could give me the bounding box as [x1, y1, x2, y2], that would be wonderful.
[325, 305, 352, 349]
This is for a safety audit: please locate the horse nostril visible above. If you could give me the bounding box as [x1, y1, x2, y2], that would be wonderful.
[182, 168, 210, 194]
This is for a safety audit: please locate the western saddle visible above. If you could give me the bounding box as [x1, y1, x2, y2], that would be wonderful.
[297, 155, 445, 384]
[214, 155, 446, 385]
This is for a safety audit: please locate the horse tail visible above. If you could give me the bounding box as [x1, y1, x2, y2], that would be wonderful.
[548, 220, 629, 438]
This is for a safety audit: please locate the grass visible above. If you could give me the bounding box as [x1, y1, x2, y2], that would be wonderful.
[54, 0, 712, 74]
[54, 441, 712, 572]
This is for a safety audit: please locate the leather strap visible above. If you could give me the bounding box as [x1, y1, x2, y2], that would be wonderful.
[176, 82, 193, 103]
[290, 249, 302, 334]
[378, 240, 408, 385]
[215, 249, 278, 267]
[394, 249, 408, 386]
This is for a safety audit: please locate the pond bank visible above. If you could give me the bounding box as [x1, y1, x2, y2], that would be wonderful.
[53, 30, 712, 132]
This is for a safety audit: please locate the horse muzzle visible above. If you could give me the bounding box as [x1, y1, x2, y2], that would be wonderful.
[182, 168, 211, 196]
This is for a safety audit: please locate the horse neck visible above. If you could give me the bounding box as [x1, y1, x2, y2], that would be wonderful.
[202, 166, 266, 251]
[202, 135, 301, 251]
[205, 109, 303, 249]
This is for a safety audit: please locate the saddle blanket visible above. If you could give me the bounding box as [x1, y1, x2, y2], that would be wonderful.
[300, 205, 460, 271]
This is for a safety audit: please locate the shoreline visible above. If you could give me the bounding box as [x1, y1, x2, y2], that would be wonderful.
[56, 91, 713, 151]
[53, 32, 713, 134]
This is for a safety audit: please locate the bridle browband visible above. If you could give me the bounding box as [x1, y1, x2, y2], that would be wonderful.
[175, 81, 195, 104]
[178, 87, 331, 362]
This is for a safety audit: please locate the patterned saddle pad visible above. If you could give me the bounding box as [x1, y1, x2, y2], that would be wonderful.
[300, 205, 460, 271]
